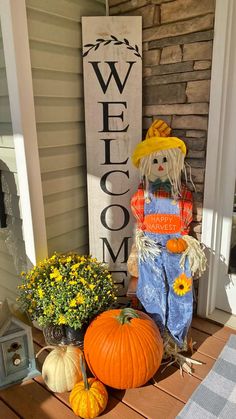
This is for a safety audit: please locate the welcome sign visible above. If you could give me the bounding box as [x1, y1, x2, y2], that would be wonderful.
[82, 17, 142, 295]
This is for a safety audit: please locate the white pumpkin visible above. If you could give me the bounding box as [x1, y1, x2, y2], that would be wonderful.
[39, 346, 83, 393]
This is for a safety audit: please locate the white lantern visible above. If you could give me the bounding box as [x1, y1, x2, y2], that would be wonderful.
[0, 300, 39, 389]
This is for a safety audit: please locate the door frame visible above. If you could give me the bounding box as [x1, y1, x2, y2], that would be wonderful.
[0, 0, 48, 266]
[198, 0, 236, 327]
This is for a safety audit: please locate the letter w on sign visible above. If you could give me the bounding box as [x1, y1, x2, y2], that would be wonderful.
[82, 16, 142, 295]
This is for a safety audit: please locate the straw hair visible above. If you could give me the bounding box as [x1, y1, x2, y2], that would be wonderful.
[139, 148, 185, 198]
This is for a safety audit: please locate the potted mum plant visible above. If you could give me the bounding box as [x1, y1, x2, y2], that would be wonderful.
[17, 253, 117, 346]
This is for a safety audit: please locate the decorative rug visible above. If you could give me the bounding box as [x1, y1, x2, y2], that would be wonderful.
[177, 334, 236, 418]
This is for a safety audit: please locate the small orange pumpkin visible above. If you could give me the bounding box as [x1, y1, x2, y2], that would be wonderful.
[70, 355, 108, 419]
[166, 237, 188, 253]
[84, 308, 163, 389]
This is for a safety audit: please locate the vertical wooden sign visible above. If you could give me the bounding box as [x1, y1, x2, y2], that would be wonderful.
[82, 17, 142, 295]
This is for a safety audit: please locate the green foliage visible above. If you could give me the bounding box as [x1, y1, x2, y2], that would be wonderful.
[17, 253, 117, 329]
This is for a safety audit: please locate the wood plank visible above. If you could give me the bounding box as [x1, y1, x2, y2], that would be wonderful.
[189, 351, 216, 380]
[37, 122, 85, 149]
[153, 365, 201, 403]
[112, 384, 184, 419]
[35, 97, 84, 123]
[30, 40, 82, 74]
[191, 328, 226, 359]
[100, 396, 146, 419]
[26, 0, 105, 22]
[82, 16, 142, 271]
[33, 342, 145, 419]
[41, 167, 86, 197]
[39, 144, 85, 173]
[27, 8, 82, 48]
[36, 374, 145, 419]
[0, 380, 76, 419]
[32, 69, 83, 98]
[0, 399, 20, 419]
[192, 316, 236, 341]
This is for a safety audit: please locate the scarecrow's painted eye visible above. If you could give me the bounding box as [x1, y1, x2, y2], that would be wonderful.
[153, 158, 158, 164]
[163, 157, 167, 163]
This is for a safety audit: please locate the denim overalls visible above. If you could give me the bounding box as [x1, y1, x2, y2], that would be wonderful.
[136, 193, 193, 347]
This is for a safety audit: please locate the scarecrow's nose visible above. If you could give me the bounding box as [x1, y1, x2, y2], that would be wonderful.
[158, 165, 164, 171]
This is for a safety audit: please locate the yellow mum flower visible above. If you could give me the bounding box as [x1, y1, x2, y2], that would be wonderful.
[173, 273, 192, 296]
[72, 263, 80, 270]
[79, 278, 87, 285]
[50, 268, 62, 282]
[69, 280, 77, 285]
[58, 314, 66, 325]
[44, 304, 54, 315]
[94, 296, 98, 302]
[38, 288, 44, 299]
[89, 284, 96, 291]
[76, 293, 85, 304]
[69, 299, 77, 307]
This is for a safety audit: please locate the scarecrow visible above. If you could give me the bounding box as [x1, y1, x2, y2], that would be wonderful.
[128, 120, 207, 370]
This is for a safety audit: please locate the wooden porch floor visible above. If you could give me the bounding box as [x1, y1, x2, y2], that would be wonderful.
[1, 317, 236, 419]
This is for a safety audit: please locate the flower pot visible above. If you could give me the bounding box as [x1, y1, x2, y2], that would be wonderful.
[43, 324, 86, 347]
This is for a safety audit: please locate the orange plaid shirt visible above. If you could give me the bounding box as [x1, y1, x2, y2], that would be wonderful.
[131, 184, 193, 235]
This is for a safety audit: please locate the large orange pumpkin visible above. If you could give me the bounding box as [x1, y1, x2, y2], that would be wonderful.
[166, 237, 188, 253]
[84, 308, 163, 389]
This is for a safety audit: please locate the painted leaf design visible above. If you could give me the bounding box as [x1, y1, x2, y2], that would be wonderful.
[96, 38, 105, 42]
[84, 43, 94, 47]
[114, 41, 123, 45]
[111, 35, 118, 41]
[124, 38, 129, 45]
[104, 40, 112, 45]
[82, 50, 90, 57]
[94, 44, 100, 50]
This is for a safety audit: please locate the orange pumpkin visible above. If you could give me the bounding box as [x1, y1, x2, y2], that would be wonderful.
[166, 237, 188, 253]
[70, 355, 108, 419]
[84, 308, 163, 389]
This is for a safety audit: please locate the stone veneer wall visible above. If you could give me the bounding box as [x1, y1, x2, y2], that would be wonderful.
[109, 0, 216, 242]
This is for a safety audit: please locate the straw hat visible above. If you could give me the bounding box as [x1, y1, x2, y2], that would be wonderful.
[132, 119, 186, 168]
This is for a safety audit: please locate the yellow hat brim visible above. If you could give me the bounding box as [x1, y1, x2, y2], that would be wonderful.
[132, 136, 186, 168]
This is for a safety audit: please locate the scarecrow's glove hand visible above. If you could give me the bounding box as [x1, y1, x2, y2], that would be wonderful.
[135, 229, 161, 262]
[180, 235, 207, 277]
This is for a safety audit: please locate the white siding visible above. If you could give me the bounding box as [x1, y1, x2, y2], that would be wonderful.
[26, 0, 106, 255]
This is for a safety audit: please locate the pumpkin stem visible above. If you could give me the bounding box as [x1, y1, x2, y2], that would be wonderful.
[79, 354, 90, 391]
[116, 308, 139, 324]
[36, 345, 58, 358]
